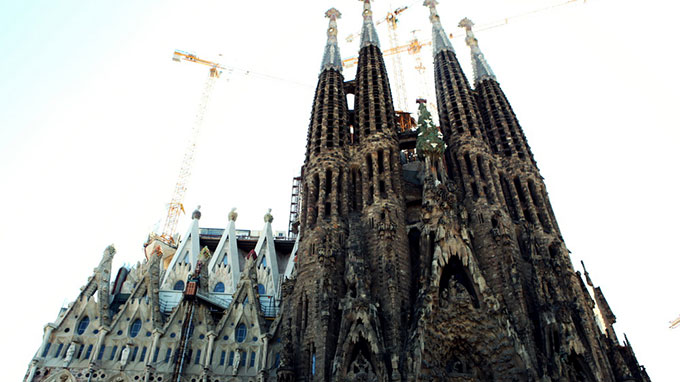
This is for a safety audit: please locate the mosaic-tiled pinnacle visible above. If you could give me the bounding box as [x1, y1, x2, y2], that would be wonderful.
[321, 8, 343, 73]
[359, 0, 380, 48]
[459, 18, 496, 83]
[424, 0, 454, 56]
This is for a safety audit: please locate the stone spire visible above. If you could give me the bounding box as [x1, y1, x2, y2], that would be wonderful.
[424, 0, 454, 55]
[459, 18, 496, 83]
[321, 8, 343, 73]
[359, 0, 380, 48]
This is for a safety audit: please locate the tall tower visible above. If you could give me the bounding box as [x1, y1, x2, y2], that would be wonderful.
[280, 8, 351, 382]
[424, 2, 544, 370]
[351, 0, 411, 377]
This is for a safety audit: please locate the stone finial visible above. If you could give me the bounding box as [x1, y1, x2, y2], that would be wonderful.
[321, 8, 343, 73]
[458, 17, 474, 30]
[97, 244, 116, 270]
[325, 7, 341, 23]
[423, 0, 439, 22]
[264, 208, 274, 223]
[228, 208, 238, 222]
[192, 205, 202, 220]
[104, 244, 116, 258]
[359, 0, 380, 48]
[423, 0, 454, 55]
[458, 17, 496, 82]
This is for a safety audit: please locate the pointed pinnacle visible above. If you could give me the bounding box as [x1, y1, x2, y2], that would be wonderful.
[321, 8, 343, 72]
[424, 0, 440, 23]
[359, 0, 380, 48]
[423, 0, 453, 55]
[458, 17, 496, 82]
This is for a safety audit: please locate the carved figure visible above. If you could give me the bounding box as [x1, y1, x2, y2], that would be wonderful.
[62, 343, 76, 367]
[233, 350, 241, 375]
[119, 346, 130, 369]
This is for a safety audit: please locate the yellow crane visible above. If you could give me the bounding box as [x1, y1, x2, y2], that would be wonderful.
[158, 50, 223, 245]
[671, 314, 680, 329]
[342, 0, 592, 110]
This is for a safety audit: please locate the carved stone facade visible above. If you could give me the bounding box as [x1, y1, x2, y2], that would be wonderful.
[26, 2, 650, 382]
[24, 213, 295, 382]
[277, 2, 650, 382]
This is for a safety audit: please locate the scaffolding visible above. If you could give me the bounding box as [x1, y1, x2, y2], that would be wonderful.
[288, 176, 302, 239]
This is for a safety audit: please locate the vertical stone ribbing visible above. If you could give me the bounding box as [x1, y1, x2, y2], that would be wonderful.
[352, 41, 411, 378]
[283, 9, 351, 381]
[475, 79, 535, 163]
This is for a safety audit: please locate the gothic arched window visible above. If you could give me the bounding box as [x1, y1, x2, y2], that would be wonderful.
[257, 284, 266, 295]
[129, 318, 142, 338]
[173, 281, 185, 291]
[214, 282, 225, 293]
[235, 323, 247, 343]
[76, 316, 90, 335]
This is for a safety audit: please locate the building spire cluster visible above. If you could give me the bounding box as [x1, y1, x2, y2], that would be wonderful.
[24, 4, 650, 382]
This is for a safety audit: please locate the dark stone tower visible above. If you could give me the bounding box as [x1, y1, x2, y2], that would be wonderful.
[281, 8, 351, 382]
[278, 2, 650, 382]
[350, 1, 411, 378]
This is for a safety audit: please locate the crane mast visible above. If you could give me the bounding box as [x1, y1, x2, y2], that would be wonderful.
[386, 6, 409, 112]
[671, 314, 680, 329]
[159, 50, 221, 245]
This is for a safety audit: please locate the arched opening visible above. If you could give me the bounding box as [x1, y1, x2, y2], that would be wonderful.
[500, 175, 519, 221]
[129, 318, 142, 338]
[76, 316, 90, 335]
[514, 176, 533, 223]
[408, 228, 422, 304]
[345, 338, 378, 381]
[439, 255, 480, 308]
[173, 280, 185, 291]
[213, 282, 225, 293]
[236, 323, 247, 343]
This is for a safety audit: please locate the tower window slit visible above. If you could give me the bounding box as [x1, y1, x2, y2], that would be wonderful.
[337, 170, 343, 215]
[464, 153, 475, 177]
[476, 155, 487, 180]
[366, 154, 373, 180]
[357, 170, 364, 208]
[471, 182, 480, 199]
[377, 150, 384, 174]
[500, 175, 519, 220]
[325, 169, 332, 196]
[313, 174, 320, 202]
[453, 156, 466, 195]
[514, 176, 533, 223]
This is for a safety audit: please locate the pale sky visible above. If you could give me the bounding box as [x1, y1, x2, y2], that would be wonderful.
[1, 0, 678, 380]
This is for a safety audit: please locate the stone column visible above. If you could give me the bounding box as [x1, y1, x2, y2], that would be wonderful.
[259, 336, 270, 370]
[24, 359, 38, 382]
[203, 332, 216, 369]
[145, 329, 162, 366]
[90, 327, 109, 364]
[36, 323, 56, 359]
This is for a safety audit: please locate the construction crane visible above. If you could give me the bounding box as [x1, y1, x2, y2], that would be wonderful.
[670, 314, 680, 329]
[342, 0, 593, 111]
[344, 5, 412, 111]
[385, 6, 409, 111]
[158, 50, 223, 246]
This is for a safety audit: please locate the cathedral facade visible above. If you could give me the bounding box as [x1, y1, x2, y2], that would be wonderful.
[25, 1, 649, 381]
